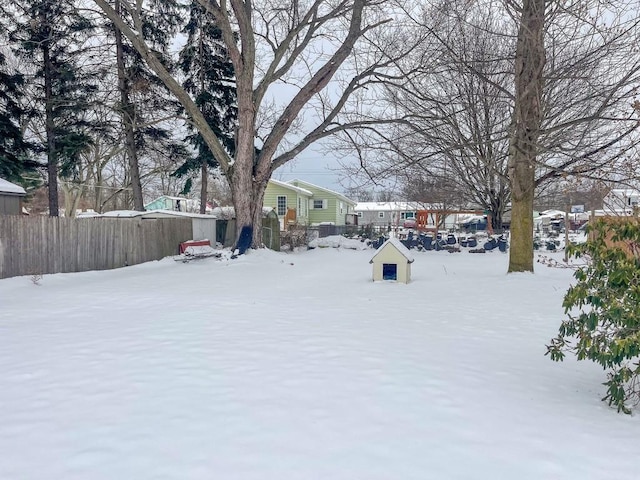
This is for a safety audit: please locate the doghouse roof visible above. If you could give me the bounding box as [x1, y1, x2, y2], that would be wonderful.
[369, 237, 415, 264]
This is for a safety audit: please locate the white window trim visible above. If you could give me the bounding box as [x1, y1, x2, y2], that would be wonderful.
[378, 211, 385, 218]
[313, 199, 328, 210]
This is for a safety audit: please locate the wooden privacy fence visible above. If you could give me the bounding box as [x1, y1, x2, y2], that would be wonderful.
[0, 216, 193, 279]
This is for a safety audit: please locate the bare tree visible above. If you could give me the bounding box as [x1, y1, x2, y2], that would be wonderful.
[91, 0, 419, 247]
[506, 0, 545, 272]
[342, 0, 640, 272]
[507, 0, 640, 271]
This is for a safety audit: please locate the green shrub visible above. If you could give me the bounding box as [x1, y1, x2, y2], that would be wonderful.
[547, 218, 640, 414]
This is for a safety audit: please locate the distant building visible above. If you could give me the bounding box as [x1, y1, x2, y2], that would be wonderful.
[264, 179, 357, 230]
[144, 195, 206, 213]
[354, 202, 423, 229]
[603, 189, 640, 211]
[0, 178, 27, 216]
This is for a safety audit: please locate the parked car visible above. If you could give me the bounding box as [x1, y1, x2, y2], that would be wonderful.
[403, 218, 417, 229]
[461, 216, 487, 232]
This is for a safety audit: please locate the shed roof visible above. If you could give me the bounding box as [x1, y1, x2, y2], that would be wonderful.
[95, 210, 217, 219]
[369, 237, 414, 264]
[0, 177, 26, 195]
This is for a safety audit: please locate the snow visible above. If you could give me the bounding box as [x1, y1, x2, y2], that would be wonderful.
[371, 237, 415, 263]
[1, 247, 638, 479]
[308, 235, 369, 249]
[97, 210, 216, 219]
[0, 177, 26, 195]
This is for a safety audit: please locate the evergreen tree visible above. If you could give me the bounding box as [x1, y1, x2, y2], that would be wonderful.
[173, 1, 237, 213]
[108, 0, 186, 210]
[11, 0, 100, 215]
[0, 48, 36, 183]
[0, 7, 38, 183]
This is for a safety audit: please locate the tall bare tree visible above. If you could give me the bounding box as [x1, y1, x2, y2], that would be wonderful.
[507, 0, 640, 271]
[506, 0, 545, 272]
[92, 0, 416, 247]
[343, 0, 640, 272]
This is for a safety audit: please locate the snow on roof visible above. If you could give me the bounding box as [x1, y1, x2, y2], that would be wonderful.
[607, 188, 640, 196]
[539, 209, 565, 218]
[355, 202, 442, 212]
[370, 237, 415, 263]
[287, 179, 357, 205]
[210, 206, 275, 219]
[97, 210, 217, 219]
[0, 177, 26, 195]
[269, 179, 313, 196]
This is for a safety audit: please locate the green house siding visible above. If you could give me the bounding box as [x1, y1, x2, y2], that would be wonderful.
[308, 197, 340, 225]
[289, 181, 356, 226]
[264, 179, 356, 227]
[264, 182, 310, 225]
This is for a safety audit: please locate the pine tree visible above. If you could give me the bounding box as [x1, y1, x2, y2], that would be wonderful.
[0, 49, 36, 183]
[11, 0, 100, 215]
[173, 1, 237, 213]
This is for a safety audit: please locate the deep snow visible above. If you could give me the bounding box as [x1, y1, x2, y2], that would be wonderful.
[1, 245, 638, 479]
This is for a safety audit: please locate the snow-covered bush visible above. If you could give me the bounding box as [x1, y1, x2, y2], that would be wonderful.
[547, 219, 640, 413]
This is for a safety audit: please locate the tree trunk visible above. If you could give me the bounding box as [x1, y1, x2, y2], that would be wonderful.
[200, 162, 208, 214]
[229, 159, 267, 249]
[43, 39, 59, 217]
[507, 0, 545, 273]
[489, 193, 504, 233]
[115, 0, 145, 211]
[508, 159, 535, 271]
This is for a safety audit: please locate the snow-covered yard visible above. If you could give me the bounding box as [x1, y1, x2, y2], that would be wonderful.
[1, 245, 638, 479]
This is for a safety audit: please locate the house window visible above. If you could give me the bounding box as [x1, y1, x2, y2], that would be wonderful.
[313, 199, 327, 209]
[382, 263, 397, 281]
[340, 201, 344, 215]
[378, 212, 385, 218]
[357, 212, 363, 218]
[277, 196, 287, 216]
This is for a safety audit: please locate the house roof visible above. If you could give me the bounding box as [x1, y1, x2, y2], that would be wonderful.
[369, 237, 415, 264]
[287, 179, 357, 205]
[355, 201, 440, 212]
[0, 177, 26, 195]
[269, 179, 313, 196]
[607, 188, 640, 196]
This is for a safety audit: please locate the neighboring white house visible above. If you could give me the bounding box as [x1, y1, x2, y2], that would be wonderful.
[355, 202, 481, 230]
[355, 202, 425, 229]
[603, 189, 640, 211]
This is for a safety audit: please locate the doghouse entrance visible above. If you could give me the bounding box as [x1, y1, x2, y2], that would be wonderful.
[382, 263, 397, 280]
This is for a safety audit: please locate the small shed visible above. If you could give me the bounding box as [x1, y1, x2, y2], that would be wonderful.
[369, 237, 414, 283]
[100, 209, 217, 244]
[0, 177, 27, 216]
